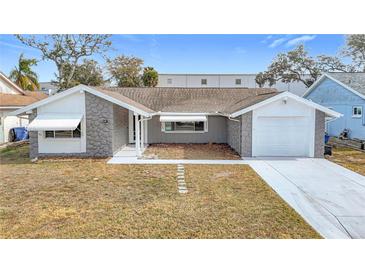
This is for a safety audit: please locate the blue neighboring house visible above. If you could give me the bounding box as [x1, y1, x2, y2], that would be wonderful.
[303, 73, 365, 140]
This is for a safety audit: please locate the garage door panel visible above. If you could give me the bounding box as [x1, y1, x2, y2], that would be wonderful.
[253, 116, 312, 157]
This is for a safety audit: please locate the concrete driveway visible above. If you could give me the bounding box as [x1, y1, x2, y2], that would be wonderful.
[247, 158, 365, 239]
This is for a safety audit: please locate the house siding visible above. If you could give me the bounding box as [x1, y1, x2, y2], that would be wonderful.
[314, 110, 325, 158]
[227, 117, 241, 154]
[240, 111, 252, 157]
[305, 77, 365, 140]
[30, 93, 130, 158]
[147, 116, 227, 143]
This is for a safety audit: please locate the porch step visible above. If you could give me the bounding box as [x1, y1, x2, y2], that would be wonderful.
[114, 150, 137, 157]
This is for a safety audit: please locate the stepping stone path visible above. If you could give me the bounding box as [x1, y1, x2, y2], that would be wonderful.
[177, 164, 188, 194]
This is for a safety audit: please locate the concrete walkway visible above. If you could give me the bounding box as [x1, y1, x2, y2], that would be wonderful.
[108, 157, 247, 164]
[247, 158, 365, 239]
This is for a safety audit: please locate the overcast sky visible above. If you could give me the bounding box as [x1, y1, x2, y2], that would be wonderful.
[0, 34, 346, 82]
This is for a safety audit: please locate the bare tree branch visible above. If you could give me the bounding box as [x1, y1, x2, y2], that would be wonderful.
[15, 34, 112, 90]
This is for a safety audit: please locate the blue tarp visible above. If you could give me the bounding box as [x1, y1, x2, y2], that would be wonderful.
[13, 127, 29, 141]
[324, 133, 330, 144]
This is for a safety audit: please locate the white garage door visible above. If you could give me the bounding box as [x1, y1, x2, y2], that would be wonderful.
[253, 116, 312, 157]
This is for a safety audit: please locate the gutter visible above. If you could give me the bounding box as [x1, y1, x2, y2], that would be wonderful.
[142, 111, 241, 122]
[215, 111, 240, 122]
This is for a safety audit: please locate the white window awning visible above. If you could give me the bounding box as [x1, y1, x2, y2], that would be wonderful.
[159, 115, 207, 123]
[27, 113, 83, 131]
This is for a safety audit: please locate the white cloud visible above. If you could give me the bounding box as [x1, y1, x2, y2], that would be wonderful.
[268, 38, 288, 48]
[286, 35, 316, 47]
[0, 40, 36, 51]
[261, 35, 273, 44]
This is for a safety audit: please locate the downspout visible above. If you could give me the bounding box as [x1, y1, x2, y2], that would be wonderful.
[324, 115, 341, 133]
[139, 115, 153, 122]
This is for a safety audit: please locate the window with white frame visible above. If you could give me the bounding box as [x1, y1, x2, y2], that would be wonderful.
[201, 79, 207, 85]
[167, 78, 172, 84]
[45, 123, 81, 138]
[352, 106, 363, 118]
[235, 79, 242, 85]
[163, 121, 206, 133]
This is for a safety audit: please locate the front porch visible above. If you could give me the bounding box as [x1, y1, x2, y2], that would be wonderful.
[113, 144, 146, 158]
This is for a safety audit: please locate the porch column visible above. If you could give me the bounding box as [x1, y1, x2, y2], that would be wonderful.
[134, 113, 141, 157]
[140, 117, 144, 152]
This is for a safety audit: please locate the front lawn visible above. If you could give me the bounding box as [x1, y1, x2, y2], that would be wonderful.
[0, 145, 319, 238]
[326, 146, 365, 176]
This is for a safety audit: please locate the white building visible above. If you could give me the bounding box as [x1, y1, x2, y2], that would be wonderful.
[0, 72, 47, 143]
[158, 74, 308, 96]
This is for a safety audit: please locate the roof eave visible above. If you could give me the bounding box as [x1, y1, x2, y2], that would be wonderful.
[303, 73, 365, 100]
[0, 72, 26, 95]
[8, 85, 154, 117]
[230, 91, 342, 118]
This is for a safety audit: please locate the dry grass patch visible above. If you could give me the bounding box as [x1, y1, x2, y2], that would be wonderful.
[144, 143, 240, 160]
[326, 146, 365, 176]
[183, 165, 320, 238]
[0, 145, 319, 238]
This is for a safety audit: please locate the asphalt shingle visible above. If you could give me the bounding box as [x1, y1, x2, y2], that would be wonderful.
[93, 87, 279, 114]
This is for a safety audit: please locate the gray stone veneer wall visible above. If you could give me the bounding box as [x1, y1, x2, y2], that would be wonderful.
[112, 104, 129, 153]
[314, 110, 325, 158]
[226, 111, 252, 157]
[29, 110, 38, 159]
[227, 117, 241, 154]
[85, 92, 114, 157]
[240, 111, 252, 157]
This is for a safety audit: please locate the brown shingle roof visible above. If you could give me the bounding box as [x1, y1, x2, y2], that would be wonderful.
[94, 88, 155, 114]
[0, 91, 48, 107]
[93, 87, 278, 114]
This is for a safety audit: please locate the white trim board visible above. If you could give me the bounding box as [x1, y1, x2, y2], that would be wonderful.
[303, 73, 365, 100]
[8, 85, 151, 117]
[230, 91, 342, 118]
[0, 71, 25, 94]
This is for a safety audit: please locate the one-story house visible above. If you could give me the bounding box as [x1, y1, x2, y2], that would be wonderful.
[303, 73, 365, 140]
[10, 84, 341, 159]
[0, 71, 47, 143]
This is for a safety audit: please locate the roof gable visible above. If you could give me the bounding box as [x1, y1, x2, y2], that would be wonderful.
[231, 91, 342, 118]
[0, 71, 25, 95]
[328, 72, 365, 96]
[9, 85, 154, 117]
[303, 73, 365, 100]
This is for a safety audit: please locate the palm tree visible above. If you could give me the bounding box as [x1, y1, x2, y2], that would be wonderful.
[9, 54, 40, 91]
